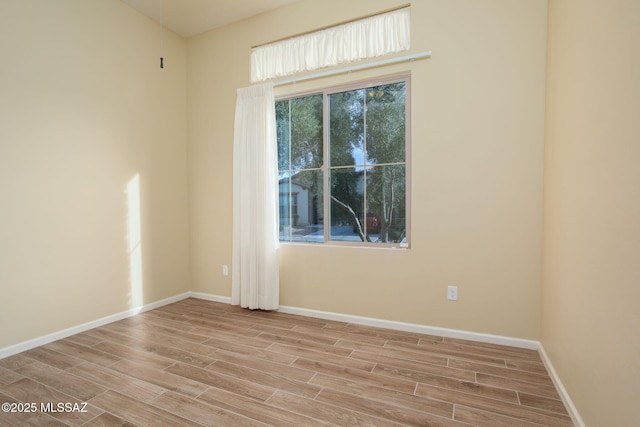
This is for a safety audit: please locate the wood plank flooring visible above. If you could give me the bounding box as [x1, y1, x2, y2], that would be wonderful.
[0, 298, 573, 426]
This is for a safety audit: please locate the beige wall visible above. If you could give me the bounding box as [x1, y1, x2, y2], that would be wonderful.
[0, 0, 190, 349]
[4, 0, 638, 422]
[542, 0, 640, 425]
[188, 0, 548, 339]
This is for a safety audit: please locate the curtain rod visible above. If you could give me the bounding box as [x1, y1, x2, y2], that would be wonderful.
[272, 51, 431, 87]
[252, 3, 411, 49]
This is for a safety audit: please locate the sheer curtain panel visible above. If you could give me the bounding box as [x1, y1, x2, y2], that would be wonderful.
[251, 7, 411, 83]
[232, 83, 280, 310]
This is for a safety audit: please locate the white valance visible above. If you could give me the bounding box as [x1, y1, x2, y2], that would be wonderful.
[251, 7, 411, 83]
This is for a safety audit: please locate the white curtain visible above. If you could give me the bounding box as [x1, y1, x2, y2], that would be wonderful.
[251, 7, 410, 83]
[232, 83, 280, 310]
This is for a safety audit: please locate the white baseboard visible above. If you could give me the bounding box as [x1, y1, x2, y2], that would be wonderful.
[189, 292, 232, 304]
[1, 290, 538, 357]
[1, 291, 537, 358]
[277, 304, 539, 350]
[538, 343, 586, 427]
[0, 292, 191, 359]
[187, 293, 538, 350]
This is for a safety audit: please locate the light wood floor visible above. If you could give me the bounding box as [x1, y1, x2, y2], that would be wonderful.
[0, 298, 573, 426]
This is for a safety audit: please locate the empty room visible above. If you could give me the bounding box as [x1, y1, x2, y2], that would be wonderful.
[0, 0, 637, 425]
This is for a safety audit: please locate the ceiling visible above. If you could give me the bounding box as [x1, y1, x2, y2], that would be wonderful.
[120, 0, 300, 38]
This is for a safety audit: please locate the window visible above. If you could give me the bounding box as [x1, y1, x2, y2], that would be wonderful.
[277, 75, 409, 247]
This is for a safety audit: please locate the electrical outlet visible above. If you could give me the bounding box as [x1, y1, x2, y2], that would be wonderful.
[222, 265, 229, 276]
[447, 286, 458, 301]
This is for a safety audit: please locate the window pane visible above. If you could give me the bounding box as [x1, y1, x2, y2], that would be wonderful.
[329, 168, 366, 242]
[365, 82, 406, 165]
[366, 164, 407, 244]
[279, 178, 293, 241]
[275, 99, 291, 171]
[278, 170, 323, 243]
[291, 95, 323, 170]
[329, 89, 365, 167]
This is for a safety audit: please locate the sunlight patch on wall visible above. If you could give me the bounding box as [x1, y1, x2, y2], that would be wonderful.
[126, 174, 143, 308]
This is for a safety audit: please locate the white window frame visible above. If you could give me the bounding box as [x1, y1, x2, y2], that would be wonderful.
[276, 73, 411, 249]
